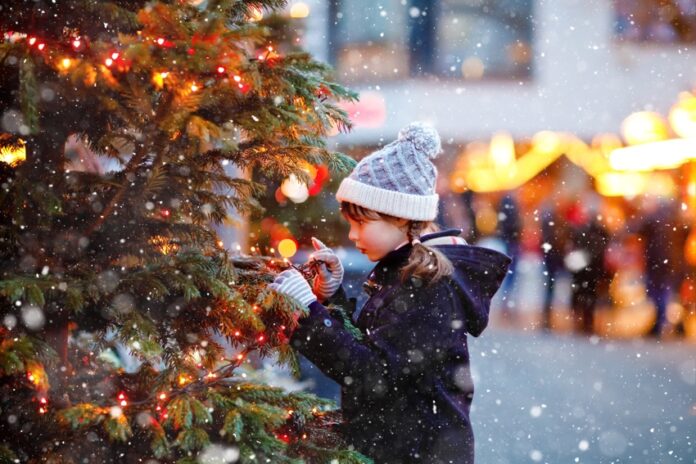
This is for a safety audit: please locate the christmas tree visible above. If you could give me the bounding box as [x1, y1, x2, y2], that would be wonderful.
[0, 0, 366, 462]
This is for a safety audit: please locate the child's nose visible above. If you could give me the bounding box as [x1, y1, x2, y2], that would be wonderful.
[348, 227, 359, 243]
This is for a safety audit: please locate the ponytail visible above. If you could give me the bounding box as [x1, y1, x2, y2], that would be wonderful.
[399, 221, 454, 287]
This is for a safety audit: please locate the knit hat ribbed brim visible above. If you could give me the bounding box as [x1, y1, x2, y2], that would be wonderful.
[335, 122, 442, 221]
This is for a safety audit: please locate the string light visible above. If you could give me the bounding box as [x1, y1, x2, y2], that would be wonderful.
[28, 37, 36, 45]
[72, 39, 81, 49]
[190, 83, 199, 92]
[105, 58, 113, 67]
[217, 66, 225, 74]
[157, 37, 165, 46]
[37, 43, 45, 51]
[38, 397, 48, 414]
[233, 75, 242, 82]
[60, 58, 72, 70]
[118, 392, 128, 407]
[159, 392, 167, 400]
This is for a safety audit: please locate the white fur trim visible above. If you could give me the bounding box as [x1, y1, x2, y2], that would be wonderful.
[336, 177, 439, 221]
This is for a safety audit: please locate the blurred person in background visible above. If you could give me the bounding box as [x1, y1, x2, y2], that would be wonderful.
[496, 192, 522, 320]
[565, 199, 609, 335]
[540, 199, 571, 331]
[637, 197, 682, 338]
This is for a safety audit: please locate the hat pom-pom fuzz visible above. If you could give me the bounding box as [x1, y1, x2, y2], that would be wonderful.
[397, 122, 442, 160]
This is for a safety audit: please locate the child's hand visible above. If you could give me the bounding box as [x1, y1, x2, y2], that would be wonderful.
[269, 269, 317, 311]
[308, 237, 344, 303]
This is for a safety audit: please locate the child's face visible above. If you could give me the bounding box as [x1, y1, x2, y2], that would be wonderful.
[345, 216, 409, 262]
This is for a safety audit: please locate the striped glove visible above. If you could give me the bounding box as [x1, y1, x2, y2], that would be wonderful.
[308, 237, 344, 303]
[269, 268, 317, 311]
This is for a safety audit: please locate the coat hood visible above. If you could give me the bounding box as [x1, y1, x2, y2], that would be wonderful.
[369, 228, 511, 336]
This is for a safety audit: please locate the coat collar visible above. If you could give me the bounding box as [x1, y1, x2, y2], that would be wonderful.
[364, 228, 464, 290]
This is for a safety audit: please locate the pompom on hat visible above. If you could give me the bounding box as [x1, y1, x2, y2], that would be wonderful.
[335, 122, 442, 221]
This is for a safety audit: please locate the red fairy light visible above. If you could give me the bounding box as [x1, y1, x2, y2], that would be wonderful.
[72, 39, 81, 49]
[217, 66, 225, 74]
[118, 392, 127, 407]
[236, 353, 244, 361]
[28, 37, 36, 45]
[157, 37, 165, 46]
[111, 52, 119, 60]
[105, 58, 113, 67]
[257, 334, 265, 342]
[234, 330, 240, 337]
[39, 407, 47, 414]
[187, 47, 195, 55]
[233, 75, 242, 82]
[37, 43, 45, 51]
[27, 372, 35, 382]
[159, 392, 167, 400]
[40, 397, 47, 404]
[160, 208, 170, 218]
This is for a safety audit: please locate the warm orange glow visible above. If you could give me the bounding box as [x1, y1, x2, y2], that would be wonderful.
[609, 139, 696, 171]
[686, 229, 696, 266]
[489, 132, 515, 168]
[277, 238, 298, 258]
[0, 142, 27, 166]
[621, 111, 670, 146]
[149, 235, 179, 255]
[669, 92, 696, 139]
[152, 72, 168, 89]
[178, 374, 192, 386]
[60, 58, 72, 70]
[290, 2, 310, 18]
[249, 6, 264, 21]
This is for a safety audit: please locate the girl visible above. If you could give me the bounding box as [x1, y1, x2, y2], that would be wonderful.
[270, 123, 511, 463]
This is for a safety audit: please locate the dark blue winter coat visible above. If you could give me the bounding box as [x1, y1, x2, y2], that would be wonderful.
[291, 228, 511, 463]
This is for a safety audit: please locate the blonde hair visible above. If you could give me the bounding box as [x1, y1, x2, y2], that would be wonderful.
[339, 201, 454, 286]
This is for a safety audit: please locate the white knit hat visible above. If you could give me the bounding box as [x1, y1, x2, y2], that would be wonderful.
[335, 122, 442, 221]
